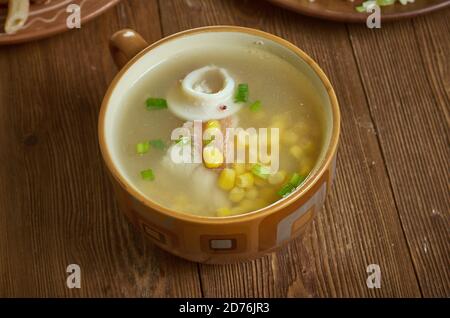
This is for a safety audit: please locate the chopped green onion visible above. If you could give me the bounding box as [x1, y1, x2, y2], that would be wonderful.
[356, 0, 397, 12]
[277, 173, 306, 197]
[136, 141, 150, 155]
[277, 183, 295, 197]
[146, 98, 168, 110]
[251, 163, 272, 179]
[176, 136, 191, 145]
[235, 83, 249, 103]
[149, 139, 165, 150]
[140, 169, 155, 181]
[203, 135, 215, 146]
[290, 173, 306, 187]
[249, 100, 262, 112]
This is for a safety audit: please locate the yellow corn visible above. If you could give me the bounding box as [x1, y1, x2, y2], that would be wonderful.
[236, 172, 254, 188]
[206, 120, 221, 130]
[218, 168, 236, 191]
[203, 146, 224, 169]
[289, 145, 304, 160]
[216, 207, 233, 217]
[268, 170, 286, 185]
[229, 187, 245, 203]
[246, 187, 259, 200]
[233, 163, 246, 175]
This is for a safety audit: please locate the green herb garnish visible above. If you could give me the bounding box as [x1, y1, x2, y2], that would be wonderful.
[277, 173, 307, 197]
[356, 0, 398, 12]
[149, 139, 166, 150]
[136, 141, 150, 155]
[203, 135, 216, 146]
[277, 183, 295, 197]
[146, 98, 168, 110]
[235, 83, 249, 103]
[249, 100, 262, 112]
[289, 173, 306, 187]
[140, 169, 155, 181]
[176, 136, 191, 145]
[251, 163, 272, 179]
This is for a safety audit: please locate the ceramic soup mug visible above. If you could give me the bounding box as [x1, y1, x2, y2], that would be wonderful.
[99, 26, 340, 263]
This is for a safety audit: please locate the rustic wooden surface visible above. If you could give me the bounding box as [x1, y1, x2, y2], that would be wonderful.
[0, 0, 448, 298]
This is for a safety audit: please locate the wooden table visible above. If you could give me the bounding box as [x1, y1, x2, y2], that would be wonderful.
[0, 0, 448, 298]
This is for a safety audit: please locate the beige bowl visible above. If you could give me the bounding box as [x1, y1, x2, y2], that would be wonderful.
[99, 26, 340, 263]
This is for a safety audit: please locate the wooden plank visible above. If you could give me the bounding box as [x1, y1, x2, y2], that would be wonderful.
[347, 10, 450, 297]
[159, 0, 421, 297]
[0, 0, 202, 297]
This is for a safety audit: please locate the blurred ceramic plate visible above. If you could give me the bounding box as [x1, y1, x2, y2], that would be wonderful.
[0, 0, 120, 45]
[267, 0, 450, 23]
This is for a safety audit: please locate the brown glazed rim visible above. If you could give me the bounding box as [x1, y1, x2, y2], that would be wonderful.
[99, 26, 341, 225]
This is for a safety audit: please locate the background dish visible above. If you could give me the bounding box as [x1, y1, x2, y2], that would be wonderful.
[267, 0, 450, 22]
[0, 0, 120, 45]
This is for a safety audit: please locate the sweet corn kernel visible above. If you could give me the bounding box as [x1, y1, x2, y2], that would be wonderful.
[218, 168, 236, 191]
[233, 163, 246, 175]
[289, 145, 304, 160]
[236, 172, 254, 188]
[246, 187, 259, 200]
[229, 187, 245, 203]
[203, 146, 224, 169]
[268, 170, 287, 185]
[206, 120, 221, 130]
[216, 207, 233, 217]
[281, 131, 299, 145]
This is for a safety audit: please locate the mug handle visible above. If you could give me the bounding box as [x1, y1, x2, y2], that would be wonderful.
[109, 29, 148, 69]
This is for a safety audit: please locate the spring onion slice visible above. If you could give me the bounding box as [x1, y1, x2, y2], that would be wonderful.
[203, 135, 215, 146]
[136, 141, 150, 155]
[149, 139, 165, 150]
[249, 100, 262, 112]
[290, 173, 306, 187]
[251, 163, 272, 179]
[277, 183, 295, 197]
[140, 169, 155, 181]
[146, 98, 168, 110]
[277, 173, 307, 197]
[235, 83, 249, 103]
[176, 136, 191, 145]
[356, 0, 398, 12]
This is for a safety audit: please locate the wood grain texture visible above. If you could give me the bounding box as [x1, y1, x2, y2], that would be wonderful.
[0, 0, 201, 297]
[158, 0, 422, 297]
[348, 9, 450, 297]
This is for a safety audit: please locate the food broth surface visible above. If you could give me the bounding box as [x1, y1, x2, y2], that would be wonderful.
[115, 44, 326, 217]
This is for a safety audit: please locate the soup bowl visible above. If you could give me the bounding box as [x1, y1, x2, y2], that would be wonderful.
[99, 26, 340, 263]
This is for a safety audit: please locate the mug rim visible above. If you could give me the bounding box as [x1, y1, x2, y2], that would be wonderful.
[99, 25, 341, 225]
